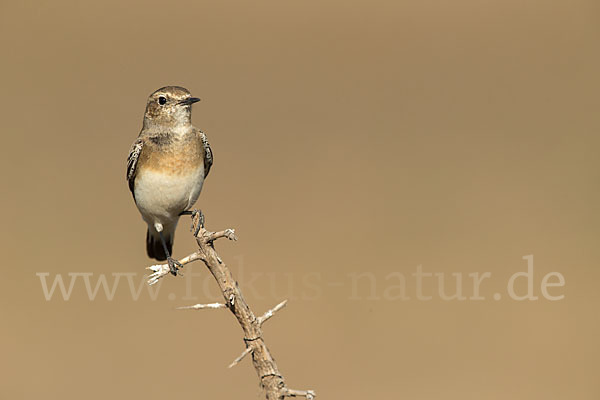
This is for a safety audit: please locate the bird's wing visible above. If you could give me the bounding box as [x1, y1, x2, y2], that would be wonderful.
[199, 130, 213, 178]
[126, 138, 144, 197]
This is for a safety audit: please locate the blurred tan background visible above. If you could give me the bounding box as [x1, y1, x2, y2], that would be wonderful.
[1, 0, 599, 398]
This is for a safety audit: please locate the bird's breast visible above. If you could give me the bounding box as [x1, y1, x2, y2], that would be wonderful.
[142, 139, 203, 175]
[134, 163, 205, 223]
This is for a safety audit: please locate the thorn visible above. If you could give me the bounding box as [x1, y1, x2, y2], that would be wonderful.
[228, 347, 252, 368]
[176, 303, 227, 310]
[257, 300, 288, 326]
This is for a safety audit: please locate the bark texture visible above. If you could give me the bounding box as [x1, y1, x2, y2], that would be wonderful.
[147, 212, 315, 400]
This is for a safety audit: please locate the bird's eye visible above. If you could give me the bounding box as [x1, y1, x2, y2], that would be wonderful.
[158, 96, 167, 105]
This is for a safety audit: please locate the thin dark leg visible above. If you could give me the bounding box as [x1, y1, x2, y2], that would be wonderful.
[157, 230, 182, 276]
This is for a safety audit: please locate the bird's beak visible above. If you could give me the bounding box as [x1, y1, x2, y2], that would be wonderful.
[179, 97, 201, 106]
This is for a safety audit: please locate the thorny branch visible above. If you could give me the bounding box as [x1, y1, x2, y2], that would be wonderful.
[146, 212, 316, 400]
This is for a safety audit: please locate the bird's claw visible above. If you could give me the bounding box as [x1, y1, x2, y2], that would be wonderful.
[190, 209, 205, 236]
[167, 257, 183, 276]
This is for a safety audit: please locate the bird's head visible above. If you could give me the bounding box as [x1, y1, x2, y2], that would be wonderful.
[143, 86, 200, 130]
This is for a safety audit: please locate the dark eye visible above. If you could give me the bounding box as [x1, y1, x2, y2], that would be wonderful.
[158, 96, 167, 105]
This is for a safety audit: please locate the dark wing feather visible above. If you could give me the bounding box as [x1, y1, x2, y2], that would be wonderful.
[199, 130, 213, 178]
[126, 138, 144, 198]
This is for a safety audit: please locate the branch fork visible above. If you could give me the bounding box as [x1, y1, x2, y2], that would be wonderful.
[146, 211, 315, 399]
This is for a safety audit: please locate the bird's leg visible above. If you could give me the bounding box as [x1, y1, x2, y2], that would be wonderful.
[180, 209, 204, 236]
[157, 230, 182, 276]
[191, 209, 205, 235]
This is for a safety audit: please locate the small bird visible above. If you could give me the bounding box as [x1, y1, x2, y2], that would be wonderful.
[126, 86, 213, 275]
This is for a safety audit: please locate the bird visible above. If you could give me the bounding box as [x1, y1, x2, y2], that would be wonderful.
[126, 86, 213, 275]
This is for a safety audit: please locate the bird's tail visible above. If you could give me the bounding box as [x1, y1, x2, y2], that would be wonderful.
[146, 224, 176, 261]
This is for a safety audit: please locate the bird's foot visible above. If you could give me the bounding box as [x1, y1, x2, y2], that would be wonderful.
[167, 256, 183, 276]
[189, 209, 204, 236]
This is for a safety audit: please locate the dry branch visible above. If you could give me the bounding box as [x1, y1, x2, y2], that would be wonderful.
[228, 347, 253, 368]
[146, 212, 316, 400]
[176, 302, 227, 310]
